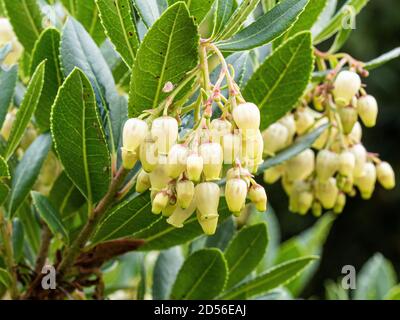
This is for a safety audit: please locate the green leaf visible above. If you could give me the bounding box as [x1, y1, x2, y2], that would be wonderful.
[169, 0, 215, 24]
[0, 65, 18, 129]
[61, 0, 77, 16]
[0, 268, 12, 287]
[3, 0, 43, 53]
[354, 253, 397, 300]
[219, 256, 317, 299]
[0, 155, 10, 179]
[31, 191, 70, 243]
[75, 0, 106, 45]
[96, 0, 140, 68]
[217, 0, 309, 51]
[30, 28, 63, 132]
[136, 199, 231, 251]
[132, 0, 163, 29]
[205, 216, 235, 251]
[314, 0, 369, 44]
[137, 258, 147, 300]
[152, 247, 184, 300]
[217, 0, 260, 41]
[364, 47, 400, 71]
[243, 32, 313, 130]
[51, 68, 111, 203]
[384, 285, 400, 300]
[213, 0, 235, 38]
[0, 183, 9, 206]
[61, 17, 122, 152]
[224, 223, 268, 289]
[3, 61, 46, 161]
[128, 2, 199, 117]
[17, 201, 41, 254]
[311, 0, 337, 37]
[328, 25, 352, 53]
[12, 218, 24, 263]
[8, 134, 52, 216]
[91, 192, 159, 244]
[171, 248, 228, 300]
[275, 0, 327, 46]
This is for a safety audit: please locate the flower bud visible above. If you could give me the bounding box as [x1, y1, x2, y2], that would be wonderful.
[136, 170, 151, 193]
[289, 180, 310, 213]
[313, 94, 325, 111]
[333, 193, 346, 214]
[339, 151, 356, 177]
[262, 123, 289, 156]
[279, 114, 296, 143]
[281, 174, 293, 195]
[176, 180, 195, 209]
[355, 162, 376, 199]
[243, 131, 264, 173]
[286, 149, 315, 181]
[376, 161, 395, 190]
[197, 210, 219, 235]
[121, 148, 138, 170]
[222, 133, 242, 165]
[139, 135, 158, 172]
[348, 121, 362, 144]
[333, 71, 361, 106]
[248, 184, 267, 212]
[186, 153, 203, 182]
[162, 203, 177, 218]
[195, 182, 220, 234]
[232, 103, 261, 135]
[152, 192, 170, 214]
[263, 165, 284, 184]
[167, 200, 196, 228]
[199, 143, 223, 181]
[225, 178, 248, 215]
[312, 118, 330, 150]
[357, 95, 378, 128]
[316, 149, 339, 181]
[151, 116, 178, 155]
[338, 106, 358, 134]
[166, 144, 188, 178]
[315, 178, 339, 209]
[122, 118, 148, 153]
[210, 119, 232, 144]
[297, 192, 314, 215]
[350, 144, 367, 178]
[295, 108, 315, 135]
[149, 159, 170, 192]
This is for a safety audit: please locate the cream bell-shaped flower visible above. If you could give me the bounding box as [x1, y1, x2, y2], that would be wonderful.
[355, 162, 377, 199]
[316, 149, 339, 181]
[152, 191, 170, 214]
[122, 118, 148, 169]
[195, 182, 220, 235]
[312, 118, 330, 150]
[333, 71, 361, 106]
[176, 180, 195, 209]
[162, 203, 177, 218]
[285, 149, 315, 181]
[243, 131, 263, 171]
[339, 151, 356, 178]
[295, 108, 315, 135]
[199, 142, 223, 180]
[225, 178, 248, 215]
[151, 116, 178, 155]
[297, 191, 314, 215]
[139, 134, 158, 173]
[167, 200, 197, 228]
[136, 170, 151, 193]
[222, 133, 242, 165]
[149, 157, 170, 192]
[376, 162, 395, 190]
[263, 165, 284, 184]
[0, 18, 14, 43]
[210, 118, 232, 144]
[315, 178, 339, 209]
[348, 121, 362, 144]
[338, 106, 358, 134]
[279, 114, 296, 144]
[3, 39, 23, 67]
[350, 144, 367, 178]
[357, 95, 378, 128]
[289, 180, 310, 213]
[186, 153, 203, 182]
[1, 110, 16, 140]
[334, 193, 346, 214]
[248, 184, 267, 212]
[166, 144, 188, 179]
[232, 103, 260, 136]
[262, 123, 289, 156]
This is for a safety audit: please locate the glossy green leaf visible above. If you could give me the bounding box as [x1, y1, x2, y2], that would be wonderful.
[219, 256, 317, 299]
[0, 182, 9, 206]
[384, 285, 400, 300]
[314, 0, 369, 44]
[51, 68, 111, 203]
[31, 191, 69, 243]
[152, 247, 184, 300]
[91, 192, 159, 244]
[96, 0, 140, 68]
[76, 0, 106, 45]
[17, 201, 41, 254]
[132, 0, 163, 28]
[3, 61, 46, 161]
[169, 0, 215, 24]
[129, 2, 199, 117]
[354, 253, 397, 300]
[171, 248, 228, 300]
[61, 0, 77, 16]
[30, 28, 63, 132]
[217, 0, 308, 51]
[213, 0, 235, 38]
[243, 32, 313, 130]
[311, 0, 337, 37]
[224, 223, 268, 289]
[205, 216, 235, 251]
[61, 17, 121, 152]
[0, 268, 12, 287]
[0, 155, 10, 179]
[3, 0, 43, 52]
[0, 65, 18, 129]
[12, 218, 24, 263]
[8, 134, 52, 216]
[364, 47, 400, 71]
[328, 25, 352, 53]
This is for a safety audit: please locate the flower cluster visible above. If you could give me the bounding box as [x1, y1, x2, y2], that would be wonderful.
[263, 68, 395, 216]
[0, 18, 23, 68]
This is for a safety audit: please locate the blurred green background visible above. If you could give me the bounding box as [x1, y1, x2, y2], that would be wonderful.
[264, 0, 400, 298]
